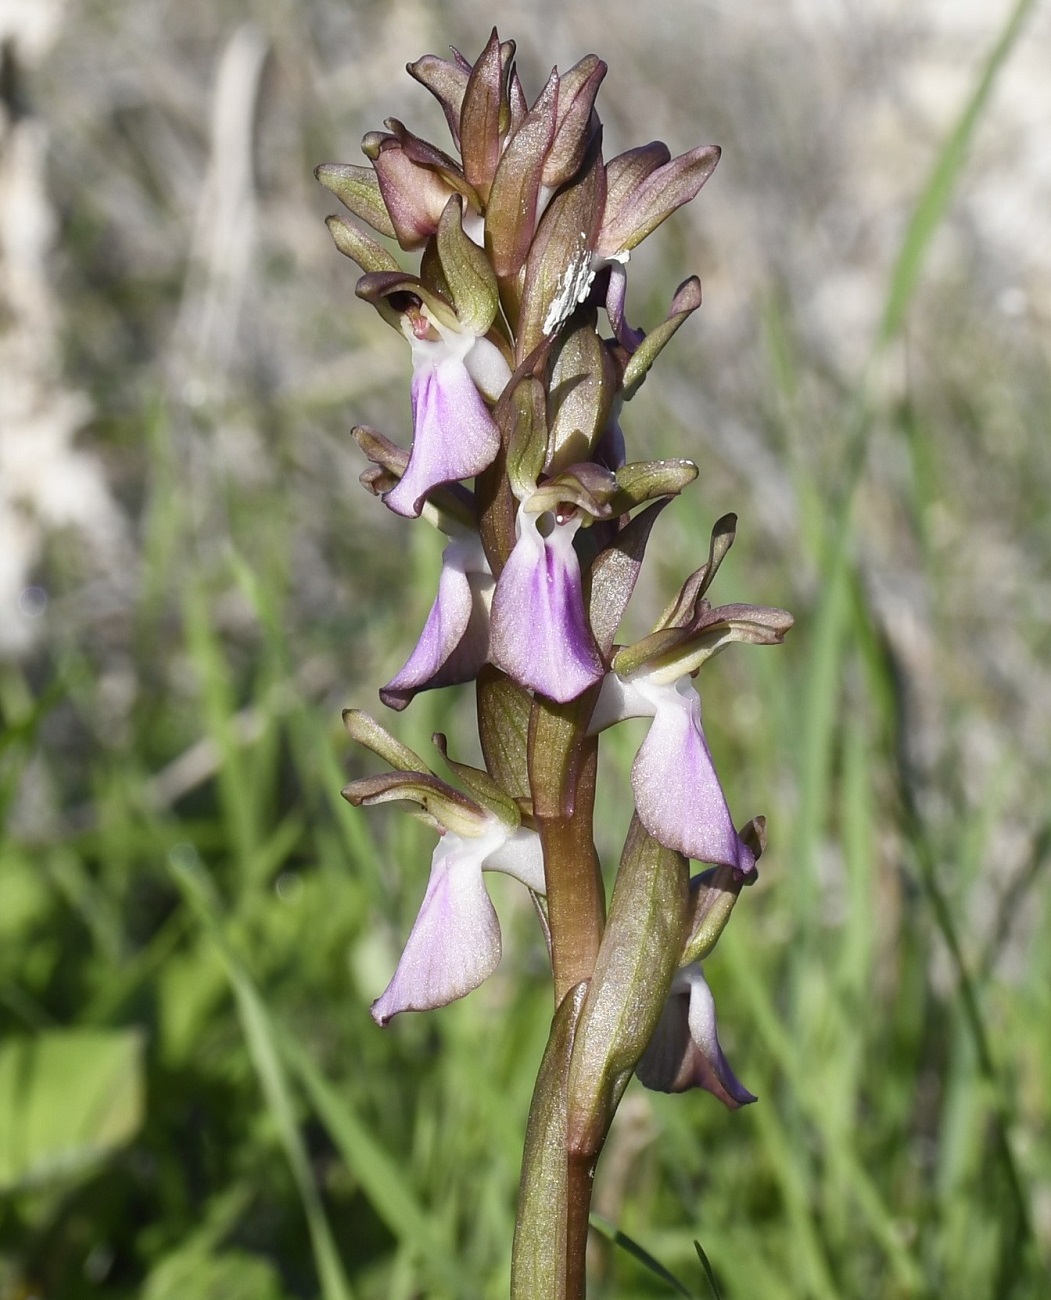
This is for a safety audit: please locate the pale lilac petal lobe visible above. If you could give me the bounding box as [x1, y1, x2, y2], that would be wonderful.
[483, 827, 546, 893]
[683, 966, 756, 1107]
[631, 683, 754, 871]
[637, 966, 755, 1107]
[370, 835, 502, 1025]
[462, 334, 512, 400]
[381, 559, 472, 706]
[385, 352, 501, 518]
[489, 512, 604, 702]
[379, 540, 490, 710]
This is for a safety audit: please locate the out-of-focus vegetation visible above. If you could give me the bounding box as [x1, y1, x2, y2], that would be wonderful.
[1, 0, 1049, 1296]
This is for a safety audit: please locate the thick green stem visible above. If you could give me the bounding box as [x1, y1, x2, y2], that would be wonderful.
[538, 744, 604, 1004]
[529, 692, 605, 1006]
[511, 983, 587, 1300]
[510, 983, 609, 1300]
[564, 1148, 599, 1300]
[514, 689, 605, 1295]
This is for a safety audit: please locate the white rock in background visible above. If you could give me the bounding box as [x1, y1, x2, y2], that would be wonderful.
[0, 0, 124, 655]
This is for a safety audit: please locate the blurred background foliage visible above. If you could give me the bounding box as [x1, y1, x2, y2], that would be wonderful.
[1, 0, 1049, 1296]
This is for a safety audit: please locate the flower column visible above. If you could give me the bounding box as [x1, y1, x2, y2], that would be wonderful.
[319, 30, 792, 1299]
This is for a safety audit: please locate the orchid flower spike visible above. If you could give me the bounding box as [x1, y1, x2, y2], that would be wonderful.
[321, 44, 795, 1219]
[636, 963, 756, 1107]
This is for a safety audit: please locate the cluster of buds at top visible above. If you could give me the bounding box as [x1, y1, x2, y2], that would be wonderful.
[320, 31, 792, 1110]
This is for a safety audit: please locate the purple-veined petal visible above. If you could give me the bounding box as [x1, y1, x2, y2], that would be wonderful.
[385, 334, 501, 519]
[489, 508, 605, 702]
[636, 964, 756, 1106]
[380, 536, 493, 711]
[370, 829, 503, 1025]
[630, 678, 754, 871]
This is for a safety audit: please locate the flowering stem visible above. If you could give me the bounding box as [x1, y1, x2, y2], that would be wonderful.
[511, 977, 605, 1300]
[529, 695, 605, 1004]
[540, 801, 604, 1004]
[324, 32, 791, 1298]
[565, 1149, 599, 1300]
[522, 691, 607, 1292]
[511, 981, 583, 1299]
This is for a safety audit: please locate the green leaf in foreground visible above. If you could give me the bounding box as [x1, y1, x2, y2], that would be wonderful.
[142, 1247, 287, 1300]
[0, 1027, 143, 1192]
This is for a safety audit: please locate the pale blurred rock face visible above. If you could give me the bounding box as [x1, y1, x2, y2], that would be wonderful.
[0, 0, 123, 656]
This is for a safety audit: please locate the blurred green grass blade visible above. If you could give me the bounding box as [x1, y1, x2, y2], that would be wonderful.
[878, 0, 1037, 344]
[589, 1213, 695, 1297]
[172, 857, 355, 1300]
[246, 808, 306, 888]
[0, 668, 64, 757]
[45, 843, 125, 964]
[141, 1182, 283, 1300]
[231, 988, 353, 1300]
[747, 1089, 840, 1300]
[792, 542, 852, 927]
[723, 928, 926, 1293]
[0, 1027, 144, 1191]
[181, 581, 260, 880]
[276, 1027, 464, 1296]
[978, 821, 1051, 977]
[897, 785, 1036, 1272]
[83, 904, 189, 1024]
[224, 542, 385, 883]
[861, 585, 1038, 1277]
[692, 1241, 722, 1300]
[0, 668, 66, 831]
[143, 1246, 287, 1300]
